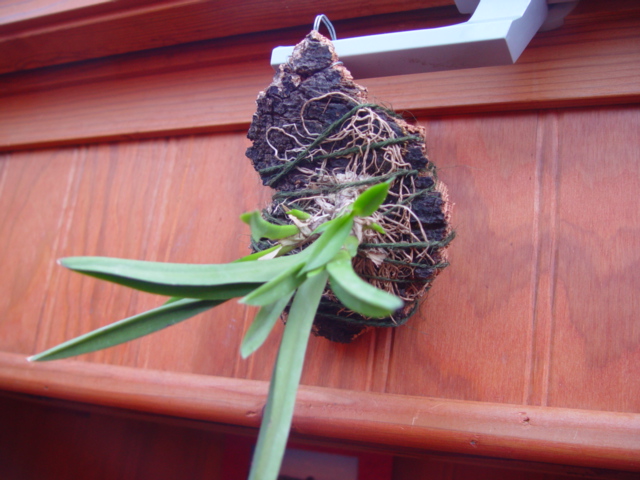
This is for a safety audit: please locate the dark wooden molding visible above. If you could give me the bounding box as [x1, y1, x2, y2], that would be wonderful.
[1, 352, 638, 472]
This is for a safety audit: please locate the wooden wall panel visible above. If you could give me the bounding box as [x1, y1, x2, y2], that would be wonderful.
[6, 104, 639, 412]
[2, 108, 640, 391]
[385, 113, 540, 404]
[0, 133, 398, 392]
[3, 135, 276, 378]
[549, 106, 640, 412]
[0, 132, 389, 391]
[0, 149, 81, 354]
[382, 106, 640, 411]
[1, 0, 640, 472]
[117, 134, 273, 377]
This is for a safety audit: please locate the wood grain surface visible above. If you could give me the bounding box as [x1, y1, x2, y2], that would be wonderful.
[1, 352, 639, 472]
[0, 0, 449, 75]
[1, 0, 639, 472]
[9, 392, 631, 480]
[1, 104, 639, 469]
[1, 6, 639, 151]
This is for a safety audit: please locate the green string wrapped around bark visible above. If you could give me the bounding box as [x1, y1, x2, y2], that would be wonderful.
[257, 102, 407, 186]
[272, 168, 421, 200]
[248, 98, 453, 338]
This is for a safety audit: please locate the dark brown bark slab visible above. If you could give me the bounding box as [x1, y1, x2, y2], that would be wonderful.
[246, 31, 453, 342]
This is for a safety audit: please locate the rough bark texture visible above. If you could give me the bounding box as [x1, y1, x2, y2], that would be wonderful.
[246, 31, 452, 343]
[246, 33, 367, 192]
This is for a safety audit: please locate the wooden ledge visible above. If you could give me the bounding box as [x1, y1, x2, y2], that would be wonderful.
[1, 351, 638, 471]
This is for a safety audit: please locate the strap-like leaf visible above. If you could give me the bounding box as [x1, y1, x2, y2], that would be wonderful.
[301, 213, 354, 273]
[240, 293, 293, 359]
[75, 274, 259, 300]
[351, 181, 390, 217]
[240, 210, 299, 241]
[163, 296, 183, 305]
[343, 235, 360, 258]
[366, 222, 386, 234]
[59, 251, 313, 296]
[241, 263, 305, 307]
[60, 254, 309, 285]
[247, 269, 329, 480]
[286, 209, 311, 220]
[235, 245, 281, 262]
[327, 251, 403, 318]
[29, 298, 221, 362]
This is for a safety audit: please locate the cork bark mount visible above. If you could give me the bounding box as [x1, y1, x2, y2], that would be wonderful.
[246, 32, 453, 342]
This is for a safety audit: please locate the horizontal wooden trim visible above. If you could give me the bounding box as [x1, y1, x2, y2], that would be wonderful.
[3, 393, 636, 480]
[1, 8, 639, 152]
[0, 5, 466, 99]
[0, 0, 448, 75]
[1, 351, 638, 471]
[0, 0, 161, 29]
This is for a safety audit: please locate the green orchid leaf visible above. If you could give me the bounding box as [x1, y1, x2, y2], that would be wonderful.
[286, 209, 311, 220]
[343, 235, 360, 258]
[163, 296, 183, 305]
[310, 222, 329, 236]
[240, 293, 293, 359]
[301, 213, 355, 273]
[248, 269, 329, 480]
[351, 181, 390, 217]
[275, 245, 296, 256]
[157, 247, 288, 298]
[366, 222, 386, 234]
[235, 245, 282, 262]
[309, 215, 342, 236]
[329, 279, 391, 318]
[59, 251, 312, 291]
[29, 298, 221, 362]
[78, 274, 259, 300]
[327, 251, 404, 318]
[240, 210, 299, 242]
[241, 263, 305, 307]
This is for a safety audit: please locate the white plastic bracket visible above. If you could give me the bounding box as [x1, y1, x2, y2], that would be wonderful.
[271, 0, 578, 78]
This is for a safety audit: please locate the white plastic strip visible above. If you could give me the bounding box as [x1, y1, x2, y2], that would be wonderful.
[271, 0, 549, 78]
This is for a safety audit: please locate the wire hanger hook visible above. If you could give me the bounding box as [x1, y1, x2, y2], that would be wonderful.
[312, 14, 337, 41]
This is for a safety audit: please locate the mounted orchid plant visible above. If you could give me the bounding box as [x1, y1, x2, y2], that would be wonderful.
[30, 181, 403, 480]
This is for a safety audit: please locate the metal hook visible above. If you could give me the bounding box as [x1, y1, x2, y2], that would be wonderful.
[312, 14, 337, 41]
